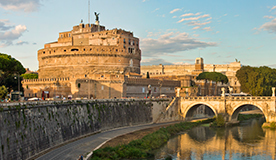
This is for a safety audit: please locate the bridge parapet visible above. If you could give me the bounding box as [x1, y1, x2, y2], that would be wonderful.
[182, 96, 275, 101]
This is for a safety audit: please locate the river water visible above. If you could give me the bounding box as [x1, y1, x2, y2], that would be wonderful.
[155, 118, 276, 160]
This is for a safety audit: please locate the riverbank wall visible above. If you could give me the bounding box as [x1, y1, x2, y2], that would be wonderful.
[0, 98, 177, 160]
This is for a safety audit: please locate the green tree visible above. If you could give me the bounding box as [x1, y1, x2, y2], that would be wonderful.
[196, 72, 228, 84]
[0, 53, 26, 92]
[0, 85, 8, 99]
[236, 65, 276, 96]
[21, 73, 38, 79]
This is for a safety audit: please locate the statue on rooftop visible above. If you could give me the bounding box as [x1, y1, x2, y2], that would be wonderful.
[94, 12, 100, 21]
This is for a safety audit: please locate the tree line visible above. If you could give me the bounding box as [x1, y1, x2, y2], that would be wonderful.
[236, 66, 276, 96]
[0, 53, 38, 99]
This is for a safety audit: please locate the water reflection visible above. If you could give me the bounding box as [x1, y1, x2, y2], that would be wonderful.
[155, 118, 276, 160]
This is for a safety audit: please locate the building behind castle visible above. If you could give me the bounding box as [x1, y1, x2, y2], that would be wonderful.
[141, 57, 241, 96]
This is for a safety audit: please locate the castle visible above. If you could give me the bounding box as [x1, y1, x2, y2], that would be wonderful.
[22, 22, 180, 99]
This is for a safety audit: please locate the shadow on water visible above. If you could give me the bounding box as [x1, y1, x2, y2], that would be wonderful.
[155, 117, 274, 160]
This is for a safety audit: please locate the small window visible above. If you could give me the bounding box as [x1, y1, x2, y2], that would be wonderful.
[83, 49, 85, 51]
[101, 75, 104, 78]
[61, 34, 63, 38]
[49, 51, 51, 54]
[101, 86, 104, 90]
[43, 51, 45, 54]
[90, 48, 92, 51]
[64, 50, 66, 52]
[85, 74, 87, 77]
[124, 39, 126, 43]
[116, 49, 118, 52]
[69, 33, 71, 37]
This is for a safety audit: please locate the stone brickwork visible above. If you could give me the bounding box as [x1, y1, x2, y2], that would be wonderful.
[0, 99, 174, 160]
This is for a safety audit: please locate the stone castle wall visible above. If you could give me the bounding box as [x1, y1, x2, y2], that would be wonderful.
[0, 99, 173, 160]
[38, 23, 141, 79]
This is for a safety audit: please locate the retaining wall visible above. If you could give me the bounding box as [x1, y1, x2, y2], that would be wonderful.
[0, 99, 172, 160]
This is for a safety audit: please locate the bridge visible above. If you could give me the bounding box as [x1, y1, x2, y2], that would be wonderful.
[179, 96, 276, 122]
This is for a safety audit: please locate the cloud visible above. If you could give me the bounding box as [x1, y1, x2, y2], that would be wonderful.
[173, 62, 192, 65]
[170, 8, 181, 14]
[264, 15, 274, 19]
[177, 14, 210, 23]
[203, 27, 212, 31]
[192, 26, 201, 30]
[180, 13, 194, 17]
[0, 24, 27, 47]
[140, 32, 217, 57]
[270, 6, 276, 11]
[259, 18, 276, 33]
[0, 0, 41, 12]
[16, 40, 28, 45]
[0, 19, 14, 31]
[172, 16, 177, 18]
[152, 8, 159, 12]
[193, 34, 199, 37]
[141, 58, 173, 65]
[186, 21, 211, 26]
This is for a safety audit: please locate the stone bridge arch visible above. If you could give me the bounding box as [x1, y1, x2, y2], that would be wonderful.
[230, 102, 266, 122]
[181, 102, 218, 120]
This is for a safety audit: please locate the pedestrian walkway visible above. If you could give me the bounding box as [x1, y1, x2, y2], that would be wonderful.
[35, 121, 179, 160]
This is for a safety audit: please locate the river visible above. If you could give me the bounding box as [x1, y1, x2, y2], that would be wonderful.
[155, 117, 276, 160]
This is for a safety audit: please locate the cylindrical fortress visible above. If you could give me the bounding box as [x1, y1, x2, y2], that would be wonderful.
[37, 23, 141, 79]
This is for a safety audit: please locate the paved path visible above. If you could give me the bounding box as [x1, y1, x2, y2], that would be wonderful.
[35, 121, 179, 160]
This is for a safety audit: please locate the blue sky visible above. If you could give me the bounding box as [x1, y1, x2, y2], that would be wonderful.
[1, 0, 276, 71]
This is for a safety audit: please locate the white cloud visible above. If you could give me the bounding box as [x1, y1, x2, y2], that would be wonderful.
[186, 21, 211, 26]
[192, 26, 201, 30]
[216, 31, 220, 34]
[234, 15, 239, 17]
[270, 6, 276, 11]
[173, 62, 192, 65]
[259, 18, 276, 33]
[172, 16, 177, 18]
[152, 8, 159, 12]
[16, 40, 28, 45]
[203, 27, 212, 31]
[193, 34, 199, 37]
[264, 15, 274, 19]
[177, 14, 210, 23]
[140, 32, 217, 57]
[170, 8, 181, 14]
[141, 58, 173, 65]
[0, 24, 27, 47]
[180, 13, 194, 17]
[0, 0, 41, 12]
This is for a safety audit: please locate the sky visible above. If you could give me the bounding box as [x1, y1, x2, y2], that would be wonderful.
[0, 0, 276, 71]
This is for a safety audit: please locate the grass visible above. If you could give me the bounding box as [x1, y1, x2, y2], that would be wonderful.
[91, 118, 214, 160]
[238, 114, 263, 121]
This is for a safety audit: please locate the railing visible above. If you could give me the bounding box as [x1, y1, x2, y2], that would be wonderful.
[181, 96, 275, 101]
[0, 98, 170, 108]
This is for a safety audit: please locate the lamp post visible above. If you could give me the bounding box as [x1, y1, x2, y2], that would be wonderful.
[14, 73, 20, 100]
[14, 73, 20, 92]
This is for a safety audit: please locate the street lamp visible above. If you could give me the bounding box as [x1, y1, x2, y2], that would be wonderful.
[14, 73, 20, 92]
